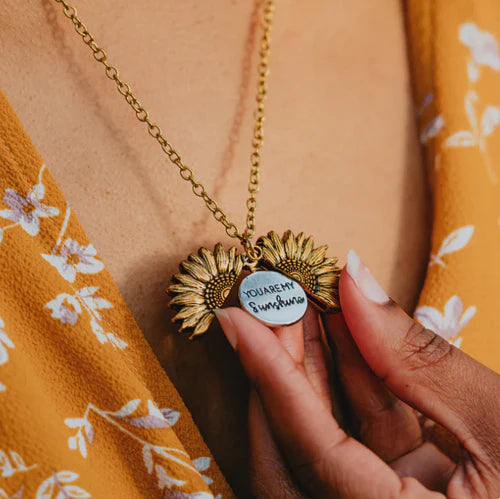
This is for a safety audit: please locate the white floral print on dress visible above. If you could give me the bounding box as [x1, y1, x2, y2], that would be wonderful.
[89, 318, 128, 349]
[0, 183, 59, 238]
[429, 225, 474, 267]
[36, 470, 90, 499]
[460, 23, 500, 80]
[444, 90, 499, 183]
[0, 449, 36, 478]
[420, 115, 445, 144]
[415, 295, 477, 348]
[64, 399, 215, 495]
[77, 287, 112, 321]
[0, 318, 14, 392]
[42, 238, 104, 283]
[45, 288, 127, 349]
[459, 23, 500, 71]
[167, 492, 215, 499]
[193, 457, 214, 485]
[46, 293, 82, 325]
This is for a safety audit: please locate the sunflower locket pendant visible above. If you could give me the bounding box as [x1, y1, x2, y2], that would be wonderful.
[168, 231, 341, 338]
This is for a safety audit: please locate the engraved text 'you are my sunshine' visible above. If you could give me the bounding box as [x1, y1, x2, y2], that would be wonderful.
[240, 280, 306, 314]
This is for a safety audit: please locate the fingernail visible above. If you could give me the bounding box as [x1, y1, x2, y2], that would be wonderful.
[346, 249, 389, 304]
[215, 309, 237, 349]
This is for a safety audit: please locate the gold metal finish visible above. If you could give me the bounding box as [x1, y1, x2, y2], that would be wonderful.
[53, 2, 342, 337]
[168, 244, 244, 338]
[244, 0, 274, 242]
[169, 231, 340, 337]
[53, 0, 274, 249]
[257, 231, 341, 312]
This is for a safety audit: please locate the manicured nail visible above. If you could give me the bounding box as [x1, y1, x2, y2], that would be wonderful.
[346, 249, 390, 304]
[214, 309, 237, 349]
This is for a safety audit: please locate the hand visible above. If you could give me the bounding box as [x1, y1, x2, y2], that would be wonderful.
[215, 251, 500, 498]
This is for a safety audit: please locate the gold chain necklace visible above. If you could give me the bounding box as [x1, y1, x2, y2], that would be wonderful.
[54, 0, 340, 338]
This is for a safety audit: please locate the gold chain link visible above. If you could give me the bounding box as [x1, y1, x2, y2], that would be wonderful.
[52, 0, 274, 249]
[243, 0, 273, 243]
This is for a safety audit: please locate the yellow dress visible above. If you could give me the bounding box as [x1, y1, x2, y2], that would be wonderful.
[408, 0, 500, 370]
[0, 92, 232, 497]
[0, 1, 499, 496]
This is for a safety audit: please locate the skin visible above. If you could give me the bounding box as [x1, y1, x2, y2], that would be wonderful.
[216, 266, 500, 498]
[0, 0, 429, 492]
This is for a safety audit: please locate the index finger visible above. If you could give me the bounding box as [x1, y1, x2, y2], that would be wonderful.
[216, 308, 432, 498]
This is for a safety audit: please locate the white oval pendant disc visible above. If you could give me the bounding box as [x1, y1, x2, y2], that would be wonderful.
[239, 271, 308, 327]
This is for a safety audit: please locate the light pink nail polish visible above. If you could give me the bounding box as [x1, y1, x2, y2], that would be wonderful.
[346, 249, 390, 304]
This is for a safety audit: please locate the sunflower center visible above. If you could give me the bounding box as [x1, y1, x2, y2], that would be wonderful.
[204, 272, 237, 309]
[276, 259, 316, 291]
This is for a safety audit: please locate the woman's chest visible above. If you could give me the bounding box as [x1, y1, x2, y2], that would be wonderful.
[0, 0, 429, 489]
[1, 0, 429, 308]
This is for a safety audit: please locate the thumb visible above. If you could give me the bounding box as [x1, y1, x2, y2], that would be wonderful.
[340, 250, 500, 455]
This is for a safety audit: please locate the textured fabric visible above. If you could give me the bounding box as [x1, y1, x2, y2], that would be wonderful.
[407, 0, 500, 373]
[1, 2, 500, 497]
[0, 89, 232, 498]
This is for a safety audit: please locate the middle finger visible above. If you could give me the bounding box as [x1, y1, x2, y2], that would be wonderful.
[324, 312, 422, 462]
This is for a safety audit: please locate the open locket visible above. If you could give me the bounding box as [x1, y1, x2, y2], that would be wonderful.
[168, 230, 341, 338]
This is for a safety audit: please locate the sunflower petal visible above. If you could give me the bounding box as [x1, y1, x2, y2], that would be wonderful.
[308, 245, 328, 266]
[172, 305, 207, 322]
[261, 246, 280, 267]
[269, 231, 286, 259]
[180, 309, 211, 330]
[317, 274, 338, 286]
[172, 273, 206, 291]
[190, 312, 215, 339]
[169, 284, 204, 295]
[227, 247, 237, 273]
[233, 254, 244, 275]
[314, 289, 335, 302]
[295, 232, 306, 259]
[314, 264, 339, 275]
[214, 243, 229, 273]
[322, 257, 340, 268]
[302, 236, 314, 262]
[170, 292, 205, 307]
[283, 230, 297, 259]
[200, 247, 218, 276]
[188, 253, 205, 267]
[182, 261, 212, 282]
